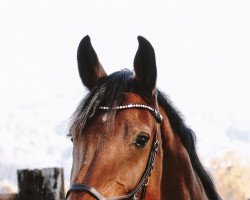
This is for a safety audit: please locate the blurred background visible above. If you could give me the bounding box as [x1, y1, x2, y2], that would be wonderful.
[0, 0, 249, 199]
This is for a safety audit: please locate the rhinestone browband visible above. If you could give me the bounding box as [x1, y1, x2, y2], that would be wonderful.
[99, 104, 163, 123]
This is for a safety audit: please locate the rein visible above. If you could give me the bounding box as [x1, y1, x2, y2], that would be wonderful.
[66, 104, 163, 200]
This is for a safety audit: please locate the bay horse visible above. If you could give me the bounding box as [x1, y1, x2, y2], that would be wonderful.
[66, 36, 221, 200]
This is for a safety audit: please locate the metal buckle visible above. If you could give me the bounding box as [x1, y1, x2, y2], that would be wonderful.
[152, 109, 163, 123]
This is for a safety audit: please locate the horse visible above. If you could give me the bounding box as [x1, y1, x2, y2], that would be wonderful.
[65, 35, 221, 200]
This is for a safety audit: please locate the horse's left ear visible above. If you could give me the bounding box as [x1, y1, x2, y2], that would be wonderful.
[77, 35, 107, 90]
[134, 36, 157, 97]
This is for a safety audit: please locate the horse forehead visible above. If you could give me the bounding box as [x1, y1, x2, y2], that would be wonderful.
[115, 93, 156, 125]
[101, 114, 108, 123]
[121, 93, 147, 103]
[96, 93, 156, 129]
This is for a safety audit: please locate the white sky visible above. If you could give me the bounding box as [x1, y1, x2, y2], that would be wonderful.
[0, 0, 250, 187]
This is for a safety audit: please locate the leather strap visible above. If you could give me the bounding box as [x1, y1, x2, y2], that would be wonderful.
[65, 184, 106, 200]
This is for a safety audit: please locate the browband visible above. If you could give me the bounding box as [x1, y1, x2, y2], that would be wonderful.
[99, 104, 163, 123]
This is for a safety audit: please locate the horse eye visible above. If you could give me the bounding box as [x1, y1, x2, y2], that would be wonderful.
[71, 138, 73, 142]
[133, 134, 150, 148]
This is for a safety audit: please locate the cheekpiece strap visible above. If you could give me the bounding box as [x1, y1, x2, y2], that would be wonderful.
[99, 104, 163, 123]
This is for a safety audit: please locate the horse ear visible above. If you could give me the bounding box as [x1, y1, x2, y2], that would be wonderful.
[77, 35, 107, 90]
[134, 36, 157, 97]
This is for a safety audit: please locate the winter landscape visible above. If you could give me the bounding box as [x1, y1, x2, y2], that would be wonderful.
[1, 1, 250, 199]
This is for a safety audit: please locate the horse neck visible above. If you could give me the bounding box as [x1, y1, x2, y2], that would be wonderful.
[150, 106, 208, 200]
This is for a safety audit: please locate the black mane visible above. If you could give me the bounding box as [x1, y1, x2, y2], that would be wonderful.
[71, 69, 220, 200]
[157, 92, 221, 200]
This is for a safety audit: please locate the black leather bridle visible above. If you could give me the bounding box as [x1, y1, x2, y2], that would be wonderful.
[66, 104, 163, 200]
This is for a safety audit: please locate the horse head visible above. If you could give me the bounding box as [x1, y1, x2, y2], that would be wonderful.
[66, 36, 221, 200]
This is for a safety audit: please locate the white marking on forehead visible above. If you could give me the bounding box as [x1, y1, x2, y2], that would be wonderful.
[101, 114, 108, 123]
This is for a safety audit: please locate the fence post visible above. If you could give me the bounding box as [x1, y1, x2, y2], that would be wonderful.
[0, 194, 18, 200]
[17, 167, 64, 200]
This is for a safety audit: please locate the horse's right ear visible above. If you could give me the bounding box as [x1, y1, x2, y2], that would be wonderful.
[77, 35, 107, 90]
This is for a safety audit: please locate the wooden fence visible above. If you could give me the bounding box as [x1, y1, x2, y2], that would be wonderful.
[0, 168, 65, 200]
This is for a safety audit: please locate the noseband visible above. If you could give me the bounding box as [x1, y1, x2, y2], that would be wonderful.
[66, 104, 163, 200]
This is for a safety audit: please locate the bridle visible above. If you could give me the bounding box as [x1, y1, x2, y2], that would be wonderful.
[66, 104, 162, 200]
[66, 104, 163, 200]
